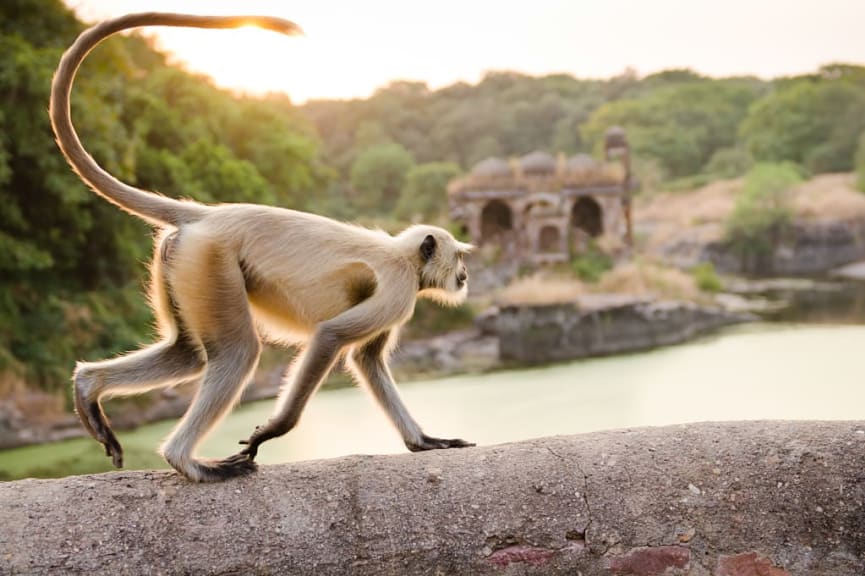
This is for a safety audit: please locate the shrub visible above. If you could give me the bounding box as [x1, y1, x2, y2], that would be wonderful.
[724, 162, 802, 271]
[704, 147, 753, 179]
[570, 244, 613, 283]
[692, 262, 723, 293]
[395, 162, 462, 222]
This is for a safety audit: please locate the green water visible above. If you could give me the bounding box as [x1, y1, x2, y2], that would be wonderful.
[2, 323, 863, 480]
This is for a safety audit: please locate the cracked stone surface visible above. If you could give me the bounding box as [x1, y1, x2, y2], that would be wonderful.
[1, 421, 863, 575]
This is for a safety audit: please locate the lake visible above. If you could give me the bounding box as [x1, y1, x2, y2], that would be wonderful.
[1, 321, 863, 480]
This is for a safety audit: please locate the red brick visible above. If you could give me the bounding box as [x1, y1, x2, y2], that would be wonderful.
[486, 544, 556, 568]
[716, 551, 790, 576]
[608, 546, 690, 575]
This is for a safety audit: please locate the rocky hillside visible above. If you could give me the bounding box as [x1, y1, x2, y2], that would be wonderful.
[637, 173, 865, 275]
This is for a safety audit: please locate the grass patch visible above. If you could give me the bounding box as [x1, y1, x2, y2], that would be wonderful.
[497, 274, 584, 305]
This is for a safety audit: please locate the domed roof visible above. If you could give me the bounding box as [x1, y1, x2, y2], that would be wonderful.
[567, 154, 599, 171]
[605, 126, 628, 147]
[471, 157, 512, 177]
[519, 151, 556, 175]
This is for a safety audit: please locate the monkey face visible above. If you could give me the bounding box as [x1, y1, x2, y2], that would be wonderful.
[416, 228, 472, 307]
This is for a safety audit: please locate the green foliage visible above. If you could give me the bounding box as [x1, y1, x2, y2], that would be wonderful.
[4, 0, 864, 400]
[691, 262, 723, 293]
[570, 244, 613, 283]
[350, 143, 415, 213]
[725, 163, 802, 267]
[179, 140, 274, 204]
[583, 81, 763, 178]
[704, 147, 753, 179]
[0, 0, 328, 395]
[304, 71, 611, 174]
[395, 162, 462, 221]
[303, 63, 863, 205]
[741, 77, 865, 173]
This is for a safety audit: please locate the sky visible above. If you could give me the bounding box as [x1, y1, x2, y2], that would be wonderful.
[65, 0, 865, 104]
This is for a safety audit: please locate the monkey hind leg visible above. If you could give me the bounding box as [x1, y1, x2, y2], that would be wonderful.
[160, 337, 261, 482]
[73, 334, 206, 468]
[72, 255, 206, 468]
[160, 246, 263, 482]
[72, 364, 123, 467]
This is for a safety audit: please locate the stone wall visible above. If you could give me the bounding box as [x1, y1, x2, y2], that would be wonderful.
[2, 421, 863, 575]
[495, 296, 749, 364]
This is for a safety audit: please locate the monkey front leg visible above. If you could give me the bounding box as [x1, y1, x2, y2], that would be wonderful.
[349, 332, 475, 452]
[239, 328, 342, 459]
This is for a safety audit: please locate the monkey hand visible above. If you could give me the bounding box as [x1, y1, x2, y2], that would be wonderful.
[238, 425, 270, 460]
[237, 439, 259, 460]
[406, 434, 475, 452]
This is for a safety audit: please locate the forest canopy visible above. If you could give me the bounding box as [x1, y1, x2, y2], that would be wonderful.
[3, 0, 864, 395]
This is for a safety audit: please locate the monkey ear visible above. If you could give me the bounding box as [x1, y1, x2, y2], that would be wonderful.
[420, 234, 437, 262]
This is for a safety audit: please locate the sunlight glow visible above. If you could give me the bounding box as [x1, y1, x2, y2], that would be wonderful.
[64, 0, 865, 103]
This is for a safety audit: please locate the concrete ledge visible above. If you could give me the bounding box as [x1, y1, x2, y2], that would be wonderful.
[1, 421, 863, 575]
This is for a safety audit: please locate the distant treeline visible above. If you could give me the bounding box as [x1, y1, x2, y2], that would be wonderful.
[2, 0, 865, 394]
[305, 64, 865, 210]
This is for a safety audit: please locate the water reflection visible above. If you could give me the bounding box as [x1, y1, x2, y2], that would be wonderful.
[2, 322, 863, 479]
[201, 323, 865, 466]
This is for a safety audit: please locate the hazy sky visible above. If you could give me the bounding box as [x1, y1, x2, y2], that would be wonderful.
[65, 0, 865, 103]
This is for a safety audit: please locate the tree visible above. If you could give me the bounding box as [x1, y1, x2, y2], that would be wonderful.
[704, 147, 753, 179]
[741, 77, 865, 173]
[582, 82, 761, 178]
[350, 143, 415, 213]
[0, 0, 327, 393]
[395, 162, 462, 222]
[725, 162, 802, 271]
[180, 140, 274, 204]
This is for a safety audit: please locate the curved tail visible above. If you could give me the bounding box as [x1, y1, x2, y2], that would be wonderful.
[50, 12, 303, 227]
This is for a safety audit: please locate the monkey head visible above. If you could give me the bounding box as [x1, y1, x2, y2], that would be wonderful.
[399, 225, 472, 306]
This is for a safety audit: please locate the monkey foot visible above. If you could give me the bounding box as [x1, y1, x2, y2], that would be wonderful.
[406, 434, 475, 452]
[74, 395, 124, 468]
[194, 454, 258, 482]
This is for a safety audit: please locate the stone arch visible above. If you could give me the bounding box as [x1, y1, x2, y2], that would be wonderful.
[571, 196, 603, 238]
[480, 199, 514, 244]
[538, 226, 561, 253]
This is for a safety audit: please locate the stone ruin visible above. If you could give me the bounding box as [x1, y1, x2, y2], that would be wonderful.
[448, 127, 632, 264]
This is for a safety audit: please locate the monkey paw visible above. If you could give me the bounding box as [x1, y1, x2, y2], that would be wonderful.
[195, 454, 258, 482]
[238, 426, 265, 460]
[406, 434, 475, 452]
[74, 401, 124, 467]
[237, 442, 259, 460]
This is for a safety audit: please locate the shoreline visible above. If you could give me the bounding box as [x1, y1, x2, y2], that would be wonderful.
[4, 275, 864, 451]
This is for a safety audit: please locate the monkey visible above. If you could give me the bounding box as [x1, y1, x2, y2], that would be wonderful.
[50, 12, 474, 483]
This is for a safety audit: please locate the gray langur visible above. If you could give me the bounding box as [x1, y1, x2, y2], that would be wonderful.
[50, 12, 474, 483]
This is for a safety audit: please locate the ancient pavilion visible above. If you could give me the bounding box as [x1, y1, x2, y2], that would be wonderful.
[448, 128, 632, 264]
